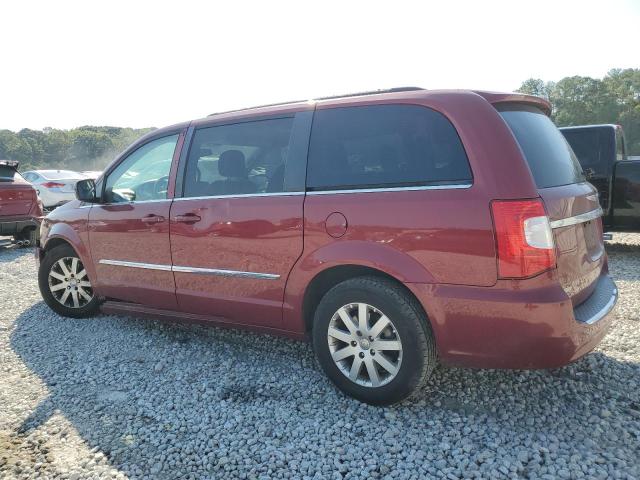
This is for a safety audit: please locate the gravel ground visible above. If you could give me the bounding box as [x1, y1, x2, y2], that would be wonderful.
[0, 234, 639, 480]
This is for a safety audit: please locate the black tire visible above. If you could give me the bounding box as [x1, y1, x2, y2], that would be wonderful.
[38, 244, 101, 318]
[312, 276, 436, 405]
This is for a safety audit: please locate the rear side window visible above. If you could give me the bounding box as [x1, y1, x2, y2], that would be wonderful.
[499, 105, 585, 188]
[561, 127, 613, 175]
[183, 117, 294, 197]
[306, 105, 472, 191]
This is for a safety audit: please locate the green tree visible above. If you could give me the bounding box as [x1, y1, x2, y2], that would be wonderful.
[516, 69, 640, 155]
[516, 78, 554, 102]
[0, 126, 154, 171]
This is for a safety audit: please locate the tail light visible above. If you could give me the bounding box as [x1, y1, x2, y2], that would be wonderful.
[42, 182, 65, 188]
[491, 199, 556, 278]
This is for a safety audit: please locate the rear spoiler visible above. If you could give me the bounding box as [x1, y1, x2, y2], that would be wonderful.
[0, 160, 19, 170]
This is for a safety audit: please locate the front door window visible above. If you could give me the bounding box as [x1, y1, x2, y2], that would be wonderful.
[104, 134, 178, 203]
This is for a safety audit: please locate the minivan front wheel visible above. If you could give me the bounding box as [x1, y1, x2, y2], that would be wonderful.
[38, 244, 101, 318]
[312, 276, 436, 405]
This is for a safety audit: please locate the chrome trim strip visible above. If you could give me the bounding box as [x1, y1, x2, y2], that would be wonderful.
[174, 191, 305, 201]
[549, 207, 603, 229]
[307, 183, 472, 195]
[172, 265, 280, 279]
[100, 199, 172, 206]
[582, 286, 618, 325]
[98, 259, 172, 271]
[99, 259, 280, 279]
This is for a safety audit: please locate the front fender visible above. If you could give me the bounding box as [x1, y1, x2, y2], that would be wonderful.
[282, 240, 437, 333]
[41, 208, 97, 292]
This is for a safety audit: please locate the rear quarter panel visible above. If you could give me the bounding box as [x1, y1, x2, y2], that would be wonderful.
[283, 92, 542, 334]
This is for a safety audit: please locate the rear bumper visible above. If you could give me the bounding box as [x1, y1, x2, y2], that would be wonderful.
[408, 272, 617, 369]
[0, 218, 39, 236]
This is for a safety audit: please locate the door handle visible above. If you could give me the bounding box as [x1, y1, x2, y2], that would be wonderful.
[141, 215, 165, 223]
[172, 213, 201, 223]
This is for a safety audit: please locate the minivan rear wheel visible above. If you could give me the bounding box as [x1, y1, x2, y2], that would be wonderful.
[38, 244, 101, 318]
[312, 276, 436, 405]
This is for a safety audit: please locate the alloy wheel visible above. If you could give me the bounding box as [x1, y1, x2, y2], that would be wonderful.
[327, 302, 403, 387]
[48, 256, 93, 308]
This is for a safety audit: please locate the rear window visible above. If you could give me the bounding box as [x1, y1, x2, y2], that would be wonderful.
[0, 165, 19, 182]
[499, 105, 584, 188]
[560, 127, 614, 174]
[307, 105, 472, 191]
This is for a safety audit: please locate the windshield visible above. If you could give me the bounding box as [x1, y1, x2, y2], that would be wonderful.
[498, 105, 585, 188]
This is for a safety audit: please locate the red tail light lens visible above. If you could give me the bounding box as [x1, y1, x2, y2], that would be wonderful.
[41, 182, 66, 188]
[491, 199, 556, 278]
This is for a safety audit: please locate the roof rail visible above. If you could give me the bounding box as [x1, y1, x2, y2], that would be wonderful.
[208, 87, 425, 117]
[314, 86, 424, 101]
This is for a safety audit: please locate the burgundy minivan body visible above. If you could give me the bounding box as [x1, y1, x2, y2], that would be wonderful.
[37, 89, 617, 403]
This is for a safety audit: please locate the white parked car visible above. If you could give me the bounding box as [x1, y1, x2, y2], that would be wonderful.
[81, 170, 103, 180]
[21, 170, 87, 209]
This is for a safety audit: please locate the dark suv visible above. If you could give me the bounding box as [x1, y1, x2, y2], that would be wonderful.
[37, 88, 617, 405]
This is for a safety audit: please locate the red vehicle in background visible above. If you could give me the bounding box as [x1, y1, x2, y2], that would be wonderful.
[0, 160, 42, 246]
[36, 88, 617, 405]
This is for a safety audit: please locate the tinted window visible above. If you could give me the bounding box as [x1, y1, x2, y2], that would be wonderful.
[306, 105, 472, 191]
[183, 117, 294, 198]
[615, 128, 625, 161]
[499, 106, 585, 188]
[104, 134, 178, 203]
[0, 166, 19, 182]
[561, 127, 614, 175]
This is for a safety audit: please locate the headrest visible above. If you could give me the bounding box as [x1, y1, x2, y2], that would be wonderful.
[218, 150, 247, 178]
[196, 147, 212, 159]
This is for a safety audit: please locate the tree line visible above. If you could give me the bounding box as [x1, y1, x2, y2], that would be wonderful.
[1, 68, 638, 173]
[517, 68, 640, 155]
[0, 126, 154, 171]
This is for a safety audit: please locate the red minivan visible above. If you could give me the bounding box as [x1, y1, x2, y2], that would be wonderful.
[36, 88, 617, 405]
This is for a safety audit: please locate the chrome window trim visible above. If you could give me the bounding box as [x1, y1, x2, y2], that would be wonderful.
[102, 198, 172, 206]
[549, 207, 603, 229]
[175, 191, 305, 201]
[84, 198, 173, 208]
[306, 183, 472, 195]
[98, 259, 279, 279]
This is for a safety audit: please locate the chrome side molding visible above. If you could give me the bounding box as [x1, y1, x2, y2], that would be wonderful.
[549, 207, 603, 229]
[98, 259, 173, 271]
[98, 259, 280, 280]
[172, 265, 280, 280]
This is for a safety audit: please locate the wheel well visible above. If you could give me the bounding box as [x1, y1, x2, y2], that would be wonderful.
[302, 265, 426, 334]
[41, 238, 72, 259]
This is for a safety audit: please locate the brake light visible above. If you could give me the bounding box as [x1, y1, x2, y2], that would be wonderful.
[42, 182, 65, 188]
[491, 199, 556, 278]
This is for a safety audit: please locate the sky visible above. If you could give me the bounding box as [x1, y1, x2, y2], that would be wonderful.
[1, 0, 639, 131]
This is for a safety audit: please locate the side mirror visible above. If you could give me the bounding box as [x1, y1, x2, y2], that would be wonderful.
[76, 178, 97, 202]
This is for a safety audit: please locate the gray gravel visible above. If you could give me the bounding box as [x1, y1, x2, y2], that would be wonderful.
[0, 235, 639, 480]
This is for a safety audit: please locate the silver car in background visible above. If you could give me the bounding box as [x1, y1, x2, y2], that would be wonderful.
[21, 170, 87, 210]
